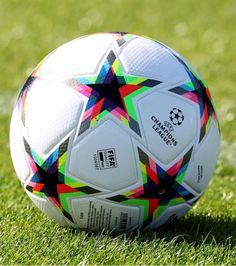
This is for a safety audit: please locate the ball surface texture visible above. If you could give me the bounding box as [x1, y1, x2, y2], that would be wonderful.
[10, 33, 220, 231]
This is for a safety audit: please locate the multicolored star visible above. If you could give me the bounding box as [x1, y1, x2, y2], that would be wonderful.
[17, 75, 37, 126]
[65, 50, 162, 137]
[163, 46, 219, 143]
[108, 147, 195, 228]
[24, 137, 101, 223]
[111, 32, 135, 47]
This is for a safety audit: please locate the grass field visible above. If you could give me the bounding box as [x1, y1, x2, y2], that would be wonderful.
[0, 0, 236, 264]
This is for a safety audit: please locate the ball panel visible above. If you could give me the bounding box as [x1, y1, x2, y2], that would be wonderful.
[69, 120, 138, 191]
[71, 197, 140, 231]
[35, 34, 114, 80]
[10, 109, 30, 183]
[25, 189, 67, 226]
[24, 80, 84, 154]
[184, 121, 220, 193]
[137, 91, 198, 164]
[120, 37, 188, 83]
[146, 203, 191, 229]
[157, 41, 203, 81]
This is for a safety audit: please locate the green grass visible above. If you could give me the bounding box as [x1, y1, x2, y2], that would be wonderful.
[0, 0, 236, 264]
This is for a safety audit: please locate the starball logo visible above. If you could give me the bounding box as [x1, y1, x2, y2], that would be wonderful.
[151, 116, 178, 146]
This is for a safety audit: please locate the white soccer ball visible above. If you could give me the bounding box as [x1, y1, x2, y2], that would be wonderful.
[10, 33, 220, 231]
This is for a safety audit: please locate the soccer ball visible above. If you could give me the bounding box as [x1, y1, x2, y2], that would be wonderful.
[10, 33, 220, 231]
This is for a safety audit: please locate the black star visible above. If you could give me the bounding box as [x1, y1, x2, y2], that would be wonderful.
[65, 50, 162, 137]
[88, 74, 126, 112]
[24, 138, 66, 207]
[139, 175, 179, 201]
[24, 138, 101, 223]
[108, 147, 194, 228]
[31, 161, 62, 205]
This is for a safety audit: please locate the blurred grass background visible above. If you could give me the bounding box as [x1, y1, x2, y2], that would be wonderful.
[0, 0, 236, 264]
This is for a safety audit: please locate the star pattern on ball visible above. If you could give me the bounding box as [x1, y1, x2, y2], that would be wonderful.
[167, 52, 219, 142]
[24, 138, 101, 223]
[17, 75, 38, 126]
[108, 147, 195, 228]
[65, 50, 162, 137]
[111, 32, 135, 47]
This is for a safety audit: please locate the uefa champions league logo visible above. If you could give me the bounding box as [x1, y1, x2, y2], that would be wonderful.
[169, 108, 184, 126]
